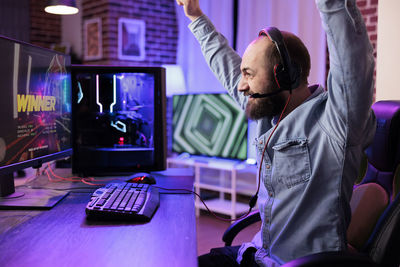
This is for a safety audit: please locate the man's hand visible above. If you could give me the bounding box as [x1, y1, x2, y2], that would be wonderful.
[176, 0, 203, 21]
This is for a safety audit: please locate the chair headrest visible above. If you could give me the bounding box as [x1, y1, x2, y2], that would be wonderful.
[366, 101, 400, 172]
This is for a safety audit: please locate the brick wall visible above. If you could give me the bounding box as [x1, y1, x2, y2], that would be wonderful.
[325, 0, 378, 96]
[82, 0, 178, 66]
[357, 0, 379, 98]
[358, 0, 378, 57]
[28, 0, 178, 66]
[29, 0, 61, 48]
[358, 0, 378, 95]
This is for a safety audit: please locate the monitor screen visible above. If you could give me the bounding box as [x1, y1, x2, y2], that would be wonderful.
[172, 93, 248, 160]
[71, 65, 166, 175]
[0, 36, 72, 202]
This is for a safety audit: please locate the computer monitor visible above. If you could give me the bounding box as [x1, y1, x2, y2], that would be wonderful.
[172, 93, 248, 161]
[71, 65, 166, 176]
[0, 36, 72, 208]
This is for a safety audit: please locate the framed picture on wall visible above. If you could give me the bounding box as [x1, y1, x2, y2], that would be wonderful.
[84, 18, 102, 60]
[118, 18, 146, 61]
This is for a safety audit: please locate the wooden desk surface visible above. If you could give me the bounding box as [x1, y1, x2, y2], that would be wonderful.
[0, 170, 197, 267]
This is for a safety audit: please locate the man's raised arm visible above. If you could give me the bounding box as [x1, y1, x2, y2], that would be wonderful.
[317, 0, 376, 145]
[176, 0, 246, 109]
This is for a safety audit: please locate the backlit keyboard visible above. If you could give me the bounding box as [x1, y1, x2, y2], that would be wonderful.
[85, 182, 159, 221]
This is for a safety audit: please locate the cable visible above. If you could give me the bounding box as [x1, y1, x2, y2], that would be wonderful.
[215, 94, 292, 221]
[21, 185, 101, 192]
[252, 94, 292, 206]
[45, 163, 115, 186]
[153, 185, 250, 222]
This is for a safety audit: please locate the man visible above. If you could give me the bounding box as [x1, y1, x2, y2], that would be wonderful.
[177, 0, 376, 266]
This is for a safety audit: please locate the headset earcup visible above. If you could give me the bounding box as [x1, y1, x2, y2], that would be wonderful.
[275, 62, 301, 91]
[274, 63, 290, 90]
[289, 61, 301, 90]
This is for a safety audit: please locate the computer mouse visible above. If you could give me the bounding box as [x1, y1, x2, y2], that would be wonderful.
[127, 173, 156, 184]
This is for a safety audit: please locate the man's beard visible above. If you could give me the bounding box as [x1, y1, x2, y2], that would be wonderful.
[245, 91, 286, 120]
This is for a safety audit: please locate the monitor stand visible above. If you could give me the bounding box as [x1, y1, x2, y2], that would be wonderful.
[0, 173, 69, 210]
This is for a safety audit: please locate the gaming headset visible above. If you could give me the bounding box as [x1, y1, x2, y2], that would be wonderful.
[250, 27, 301, 98]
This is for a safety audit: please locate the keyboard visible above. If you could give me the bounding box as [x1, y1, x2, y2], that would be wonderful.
[85, 182, 159, 222]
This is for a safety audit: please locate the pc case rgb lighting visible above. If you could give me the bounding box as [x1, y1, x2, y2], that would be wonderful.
[72, 66, 166, 176]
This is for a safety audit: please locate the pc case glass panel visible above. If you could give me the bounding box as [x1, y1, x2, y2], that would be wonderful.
[76, 72, 154, 149]
[72, 66, 166, 175]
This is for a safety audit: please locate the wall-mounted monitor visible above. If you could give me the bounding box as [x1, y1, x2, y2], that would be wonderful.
[172, 93, 247, 161]
[71, 65, 166, 176]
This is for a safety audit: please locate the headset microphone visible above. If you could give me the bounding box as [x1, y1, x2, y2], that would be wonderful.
[249, 89, 285, 99]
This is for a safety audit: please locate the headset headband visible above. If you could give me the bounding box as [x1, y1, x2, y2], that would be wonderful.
[258, 27, 300, 92]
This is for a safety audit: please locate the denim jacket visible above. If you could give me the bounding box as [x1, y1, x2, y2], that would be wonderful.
[189, 0, 376, 266]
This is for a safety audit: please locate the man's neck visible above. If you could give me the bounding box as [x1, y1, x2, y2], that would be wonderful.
[282, 84, 312, 118]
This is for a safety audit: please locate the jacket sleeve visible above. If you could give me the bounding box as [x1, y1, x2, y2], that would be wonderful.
[316, 0, 376, 146]
[189, 15, 247, 110]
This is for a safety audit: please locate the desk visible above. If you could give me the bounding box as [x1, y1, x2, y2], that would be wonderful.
[0, 168, 197, 267]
